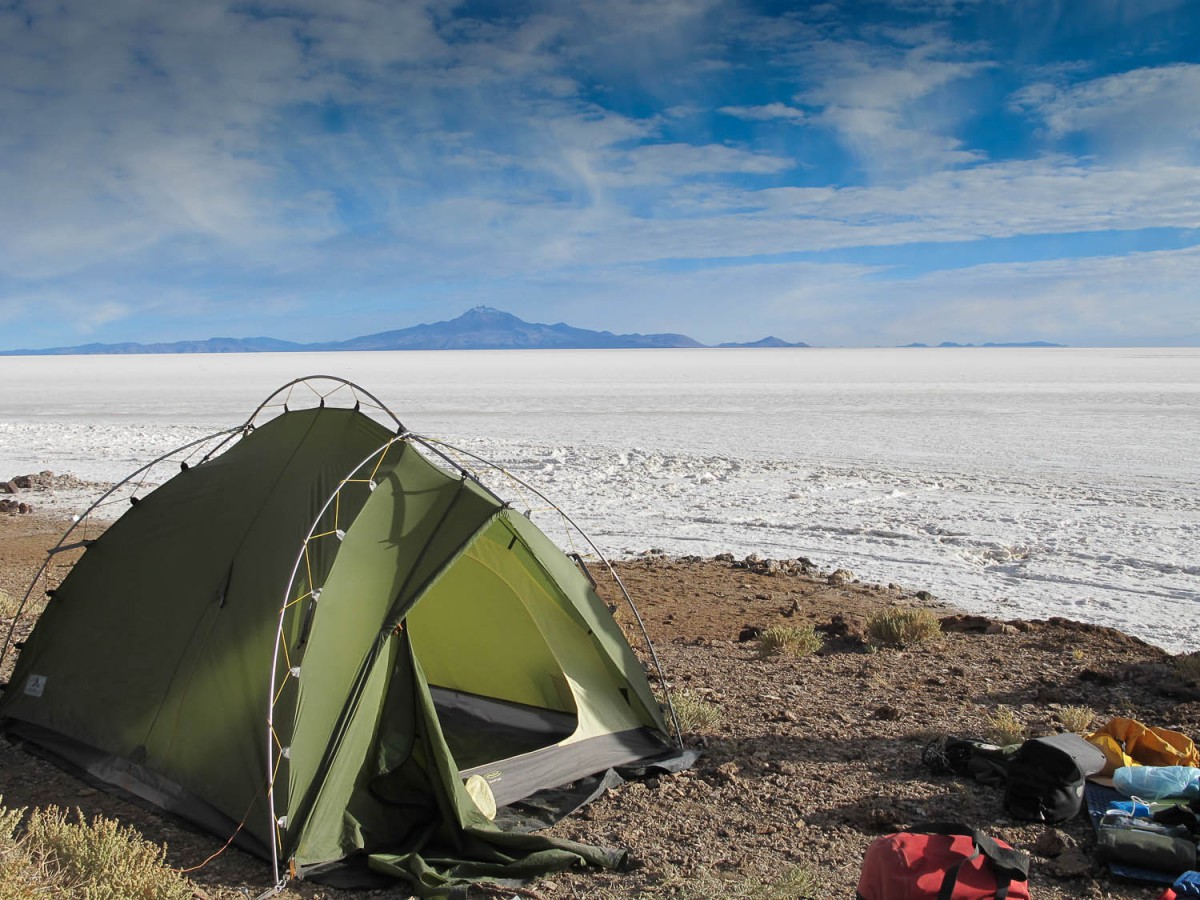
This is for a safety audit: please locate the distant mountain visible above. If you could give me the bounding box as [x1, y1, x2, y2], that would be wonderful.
[901, 341, 1067, 348]
[716, 336, 810, 348]
[0, 307, 807, 355]
[313, 306, 704, 351]
[2, 336, 307, 355]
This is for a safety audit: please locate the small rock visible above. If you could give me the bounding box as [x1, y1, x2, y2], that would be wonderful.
[1033, 828, 1076, 858]
[986, 622, 1019, 635]
[1047, 847, 1092, 877]
[827, 568, 854, 586]
[738, 625, 763, 642]
[821, 613, 868, 643]
[714, 762, 741, 783]
[1036, 684, 1065, 704]
[873, 704, 902, 721]
[940, 614, 995, 633]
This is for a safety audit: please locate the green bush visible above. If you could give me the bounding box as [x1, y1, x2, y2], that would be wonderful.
[671, 691, 722, 732]
[1057, 705, 1095, 733]
[866, 608, 942, 648]
[757, 624, 823, 659]
[0, 798, 194, 900]
[985, 707, 1026, 746]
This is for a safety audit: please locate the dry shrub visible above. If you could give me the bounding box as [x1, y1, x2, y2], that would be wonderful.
[1176, 651, 1200, 684]
[985, 707, 1026, 746]
[866, 607, 942, 648]
[17, 804, 194, 900]
[1058, 705, 1095, 733]
[757, 624, 823, 659]
[0, 589, 19, 619]
[0, 801, 53, 900]
[671, 691, 721, 733]
[591, 863, 823, 899]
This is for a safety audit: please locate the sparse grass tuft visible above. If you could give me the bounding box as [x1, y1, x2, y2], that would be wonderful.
[1058, 705, 1095, 733]
[866, 607, 942, 648]
[1176, 651, 1200, 684]
[583, 864, 824, 899]
[0, 589, 19, 619]
[747, 865, 824, 899]
[757, 624, 823, 659]
[985, 707, 1026, 746]
[671, 691, 722, 733]
[0, 799, 194, 900]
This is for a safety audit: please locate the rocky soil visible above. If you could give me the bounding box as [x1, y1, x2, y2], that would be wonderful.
[1, 511, 1197, 899]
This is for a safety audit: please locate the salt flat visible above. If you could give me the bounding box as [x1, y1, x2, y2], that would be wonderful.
[0, 347, 1196, 651]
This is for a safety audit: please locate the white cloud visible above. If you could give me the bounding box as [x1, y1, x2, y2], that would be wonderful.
[786, 25, 995, 179]
[1012, 64, 1200, 162]
[600, 142, 794, 186]
[718, 102, 806, 122]
[0, 1, 1197, 349]
[858, 245, 1200, 346]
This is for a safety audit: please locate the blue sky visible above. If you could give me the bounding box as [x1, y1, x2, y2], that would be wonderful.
[1, 0, 1198, 348]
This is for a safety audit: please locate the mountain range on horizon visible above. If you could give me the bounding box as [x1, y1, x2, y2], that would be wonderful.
[0, 307, 811, 355]
[0, 306, 1064, 355]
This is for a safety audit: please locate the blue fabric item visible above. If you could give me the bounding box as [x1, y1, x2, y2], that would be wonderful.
[1115, 767, 1200, 801]
[1174, 871, 1200, 896]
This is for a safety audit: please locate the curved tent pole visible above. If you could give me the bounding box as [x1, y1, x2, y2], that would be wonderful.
[402, 433, 685, 748]
[0, 425, 242, 679]
[263, 434, 408, 882]
[242, 375, 403, 433]
[198, 376, 405, 467]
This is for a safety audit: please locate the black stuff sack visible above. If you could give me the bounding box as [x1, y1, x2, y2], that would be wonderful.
[923, 737, 1015, 788]
[1004, 732, 1107, 823]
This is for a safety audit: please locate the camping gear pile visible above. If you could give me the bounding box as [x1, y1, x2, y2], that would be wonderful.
[911, 718, 1200, 896]
[0, 377, 687, 896]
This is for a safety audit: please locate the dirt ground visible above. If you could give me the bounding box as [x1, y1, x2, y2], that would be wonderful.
[1, 509, 1196, 899]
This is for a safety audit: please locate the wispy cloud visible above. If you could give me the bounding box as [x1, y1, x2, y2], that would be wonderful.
[719, 102, 807, 122]
[1012, 63, 1200, 162]
[0, 1, 1197, 347]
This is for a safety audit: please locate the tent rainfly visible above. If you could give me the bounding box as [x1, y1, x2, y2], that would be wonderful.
[0, 377, 682, 895]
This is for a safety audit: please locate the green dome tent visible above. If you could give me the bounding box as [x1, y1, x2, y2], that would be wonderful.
[0, 377, 680, 894]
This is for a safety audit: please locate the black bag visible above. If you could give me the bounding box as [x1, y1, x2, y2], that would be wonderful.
[923, 737, 1014, 788]
[1004, 733, 1107, 822]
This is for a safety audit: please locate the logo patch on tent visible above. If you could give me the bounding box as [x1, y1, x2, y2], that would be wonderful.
[24, 674, 47, 698]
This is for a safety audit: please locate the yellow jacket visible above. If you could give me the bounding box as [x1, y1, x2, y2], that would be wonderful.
[1085, 717, 1200, 776]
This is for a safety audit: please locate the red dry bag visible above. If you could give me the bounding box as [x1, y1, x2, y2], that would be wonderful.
[856, 823, 1031, 899]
